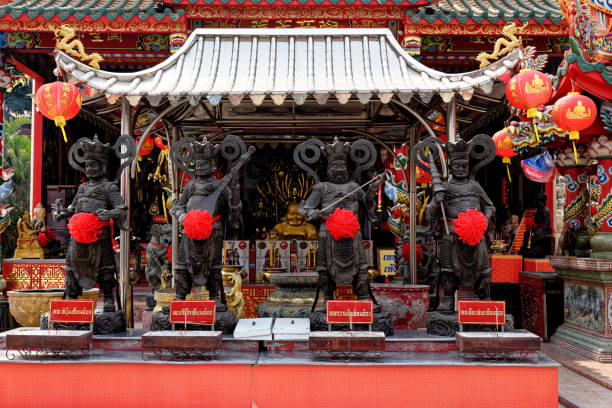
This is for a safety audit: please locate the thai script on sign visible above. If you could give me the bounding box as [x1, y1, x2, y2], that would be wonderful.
[326, 300, 373, 325]
[170, 300, 216, 325]
[48, 299, 95, 323]
[457, 301, 506, 325]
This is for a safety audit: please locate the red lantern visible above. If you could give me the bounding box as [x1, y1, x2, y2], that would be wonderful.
[137, 134, 154, 157]
[35, 81, 82, 142]
[154, 136, 168, 150]
[493, 128, 517, 182]
[505, 70, 552, 143]
[551, 92, 597, 163]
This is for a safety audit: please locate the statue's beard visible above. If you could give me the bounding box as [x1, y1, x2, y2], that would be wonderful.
[328, 173, 349, 184]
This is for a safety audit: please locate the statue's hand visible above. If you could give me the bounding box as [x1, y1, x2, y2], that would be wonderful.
[433, 191, 445, 205]
[306, 209, 322, 221]
[178, 213, 186, 225]
[96, 209, 111, 221]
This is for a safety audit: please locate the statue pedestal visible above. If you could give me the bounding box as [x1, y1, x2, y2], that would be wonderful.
[426, 312, 514, 337]
[550, 256, 612, 362]
[150, 288, 237, 334]
[257, 273, 321, 318]
[41, 310, 126, 335]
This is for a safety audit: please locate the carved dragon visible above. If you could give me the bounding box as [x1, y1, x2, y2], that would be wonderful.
[476, 23, 526, 68]
[54, 25, 103, 69]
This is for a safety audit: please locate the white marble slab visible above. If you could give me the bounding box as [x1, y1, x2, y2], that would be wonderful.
[233, 318, 273, 340]
[273, 318, 310, 341]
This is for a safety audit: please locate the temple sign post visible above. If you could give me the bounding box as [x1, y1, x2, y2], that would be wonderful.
[120, 98, 132, 328]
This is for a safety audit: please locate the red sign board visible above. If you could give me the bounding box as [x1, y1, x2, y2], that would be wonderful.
[48, 299, 95, 324]
[458, 301, 506, 325]
[326, 300, 373, 325]
[170, 300, 216, 325]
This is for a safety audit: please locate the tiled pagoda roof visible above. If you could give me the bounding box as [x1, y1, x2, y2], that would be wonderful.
[0, 0, 184, 22]
[406, 0, 564, 24]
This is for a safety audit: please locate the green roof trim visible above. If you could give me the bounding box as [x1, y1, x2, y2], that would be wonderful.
[405, 0, 563, 25]
[0, 0, 185, 22]
[553, 37, 612, 88]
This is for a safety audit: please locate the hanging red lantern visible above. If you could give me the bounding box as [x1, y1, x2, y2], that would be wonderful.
[505, 70, 552, 143]
[35, 81, 82, 142]
[154, 136, 168, 150]
[551, 92, 597, 163]
[137, 134, 154, 157]
[492, 128, 517, 182]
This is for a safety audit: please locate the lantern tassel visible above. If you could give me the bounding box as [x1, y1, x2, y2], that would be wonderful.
[569, 130, 579, 164]
[506, 165, 512, 183]
[532, 118, 540, 144]
[54, 116, 67, 142]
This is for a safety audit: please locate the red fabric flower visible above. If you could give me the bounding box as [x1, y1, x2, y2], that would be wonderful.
[68, 212, 104, 244]
[454, 209, 488, 246]
[326, 208, 360, 241]
[37, 232, 48, 247]
[401, 242, 423, 264]
[392, 208, 402, 218]
[183, 209, 216, 240]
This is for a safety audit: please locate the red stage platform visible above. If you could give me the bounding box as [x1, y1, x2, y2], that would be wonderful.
[0, 329, 559, 408]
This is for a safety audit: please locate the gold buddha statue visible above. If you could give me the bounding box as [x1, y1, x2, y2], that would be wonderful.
[268, 202, 318, 241]
[14, 210, 45, 259]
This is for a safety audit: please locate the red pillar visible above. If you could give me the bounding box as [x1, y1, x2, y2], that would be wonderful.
[10, 59, 43, 214]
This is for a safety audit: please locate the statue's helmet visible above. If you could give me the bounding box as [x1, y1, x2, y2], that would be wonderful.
[81, 135, 111, 163]
[446, 139, 470, 163]
[192, 138, 219, 175]
[323, 136, 350, 166]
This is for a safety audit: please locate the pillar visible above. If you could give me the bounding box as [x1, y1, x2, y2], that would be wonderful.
[554, 147, 592, 255]
[588, 136, 612, 258]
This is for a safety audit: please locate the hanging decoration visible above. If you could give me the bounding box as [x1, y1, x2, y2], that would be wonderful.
[34, 81, 82, 142]
[183, 209, 219, 241]
[551, 92, 597, 163]
[154, 136, 168, 150]
[492, 128, 518, 182]
[521, 152, 555, 183]
[138, 134, 154, 157]
[67, 212, 104, 244]
[505, 69, 552, 143]
[454, 209, 488, 246]
[326, 208, 360, 241]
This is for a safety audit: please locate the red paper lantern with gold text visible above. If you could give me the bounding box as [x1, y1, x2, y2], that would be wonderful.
[505, 70, 552, 118]
[137, 134, 154, 157]
[505, 70, 552, 143]
[35, 81, 82, 142]
[492, 128, 517, 181]
[551, 92, 597, 163]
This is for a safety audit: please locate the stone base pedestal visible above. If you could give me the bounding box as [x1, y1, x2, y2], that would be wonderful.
[590, 232, 612, 260]
[550, 256, 612, 362]
[41, 310, 126, 335]
[150, 307, 237, 335]
[426, 311, 514, 337]
[552, 324, 612, 362]
[310, 306, 395, 337]
[256, 273, 321, 318]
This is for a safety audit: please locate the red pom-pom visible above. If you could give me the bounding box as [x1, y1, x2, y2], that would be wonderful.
[401, 242, 423, 264]
[68, 213, 104, 244]
[454, 209, 488, 246]
[183, 209, 215, 240]
[45, 228, 56, 241]
[38, 232, 48, 247]
[326, 208, 360, 241]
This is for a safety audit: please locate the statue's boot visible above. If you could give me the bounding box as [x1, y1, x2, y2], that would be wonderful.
[102, 282, 115, 312]
[438, 296, 455, 314]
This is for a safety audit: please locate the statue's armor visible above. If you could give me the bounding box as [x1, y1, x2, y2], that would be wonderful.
[430, 179, 494, 299]
[303, 182, 370, 291]
[65, 180, 127, 296]
[172, 176, 241, 299]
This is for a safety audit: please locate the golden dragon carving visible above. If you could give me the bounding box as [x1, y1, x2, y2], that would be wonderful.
[475, 23, 526, 68]
[54, 25, 104, 69]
